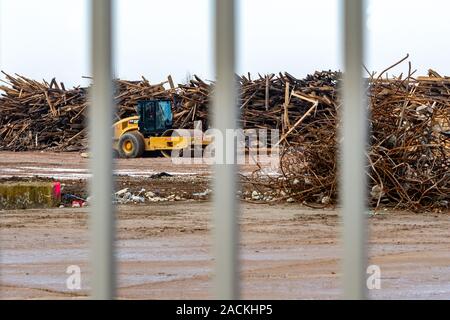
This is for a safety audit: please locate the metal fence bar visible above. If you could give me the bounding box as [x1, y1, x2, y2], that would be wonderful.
[89, 0, 115, 300]
[340, 0, 368, 300]
[211, 0, 239, 300]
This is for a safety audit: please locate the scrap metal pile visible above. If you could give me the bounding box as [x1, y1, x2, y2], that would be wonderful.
[0, 61, 448, 209]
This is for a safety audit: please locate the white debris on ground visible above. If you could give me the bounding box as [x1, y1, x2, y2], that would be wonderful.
[192, 189, 212, 199]
[114, 187, 193, 204]
[114, 188, 146, 204]
[251, 190, 259, 200]
[321, 196, 331, 205]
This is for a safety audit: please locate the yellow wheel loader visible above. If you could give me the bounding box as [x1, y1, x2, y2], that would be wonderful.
[113, 100, 209, 158]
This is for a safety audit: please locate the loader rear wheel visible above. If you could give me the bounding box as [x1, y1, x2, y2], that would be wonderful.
[118, 131, 145, 158]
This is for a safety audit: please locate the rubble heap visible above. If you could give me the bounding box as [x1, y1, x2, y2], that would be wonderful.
[0, 61, 449, 209]
[245, 69, 449, 210]
[0, 71, 338, 151]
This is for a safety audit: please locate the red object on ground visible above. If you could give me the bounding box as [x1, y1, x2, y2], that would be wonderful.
[72, 200, 84, 208]
[53, 182, 61, 201]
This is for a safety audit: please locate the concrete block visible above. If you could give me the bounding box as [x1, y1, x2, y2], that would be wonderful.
[0, 181, 61, 210]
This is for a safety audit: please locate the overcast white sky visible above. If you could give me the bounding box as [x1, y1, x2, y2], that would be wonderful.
[1, 0, 449, 87]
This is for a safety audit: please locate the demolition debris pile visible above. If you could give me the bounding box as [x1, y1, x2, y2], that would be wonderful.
[0, 70, 339, 151]
[0, 72, 171, 151]
[172, 71, 339, 134]
[0, 72, 87, 151]
[245, 69, 450, 210]
[0, 62, 449, 209]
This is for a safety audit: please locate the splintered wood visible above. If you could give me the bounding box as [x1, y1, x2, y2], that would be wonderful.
[0, 65, 448, 209]
[0, 71, 339, 151]
[0, 72, 170, 151]
[244, 69, 449, 211]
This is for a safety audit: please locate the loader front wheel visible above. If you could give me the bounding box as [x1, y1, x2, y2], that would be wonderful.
[118, 131, 145, 158]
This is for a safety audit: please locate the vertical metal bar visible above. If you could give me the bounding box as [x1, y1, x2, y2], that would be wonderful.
[89, 0, 115, 300]
[340, 0, 367, 299]
[0, 0, 2, 289]
[212, 0, 239, 299]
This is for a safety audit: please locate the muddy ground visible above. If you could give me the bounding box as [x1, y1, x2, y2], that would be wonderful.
[0, 151, 256, 203]
[0, 152, 449, 299]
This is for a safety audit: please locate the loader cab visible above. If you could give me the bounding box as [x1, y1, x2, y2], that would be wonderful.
[137, 100, 173, 137]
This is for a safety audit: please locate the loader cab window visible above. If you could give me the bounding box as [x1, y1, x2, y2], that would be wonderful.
[157, 100, 173, 129]
[137, 100, 172, 136]
[148, 108, 155, 121]
[137, 101, 155, 136]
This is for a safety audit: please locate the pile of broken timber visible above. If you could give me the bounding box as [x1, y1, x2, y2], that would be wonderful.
[245, 69, 450, 211]
[0, 72, 173, 151]
[173, 71, 339, 136]
[0, 71, 339, 151]
[0, 73, 88, 151]
[0, 66, 449, 210]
